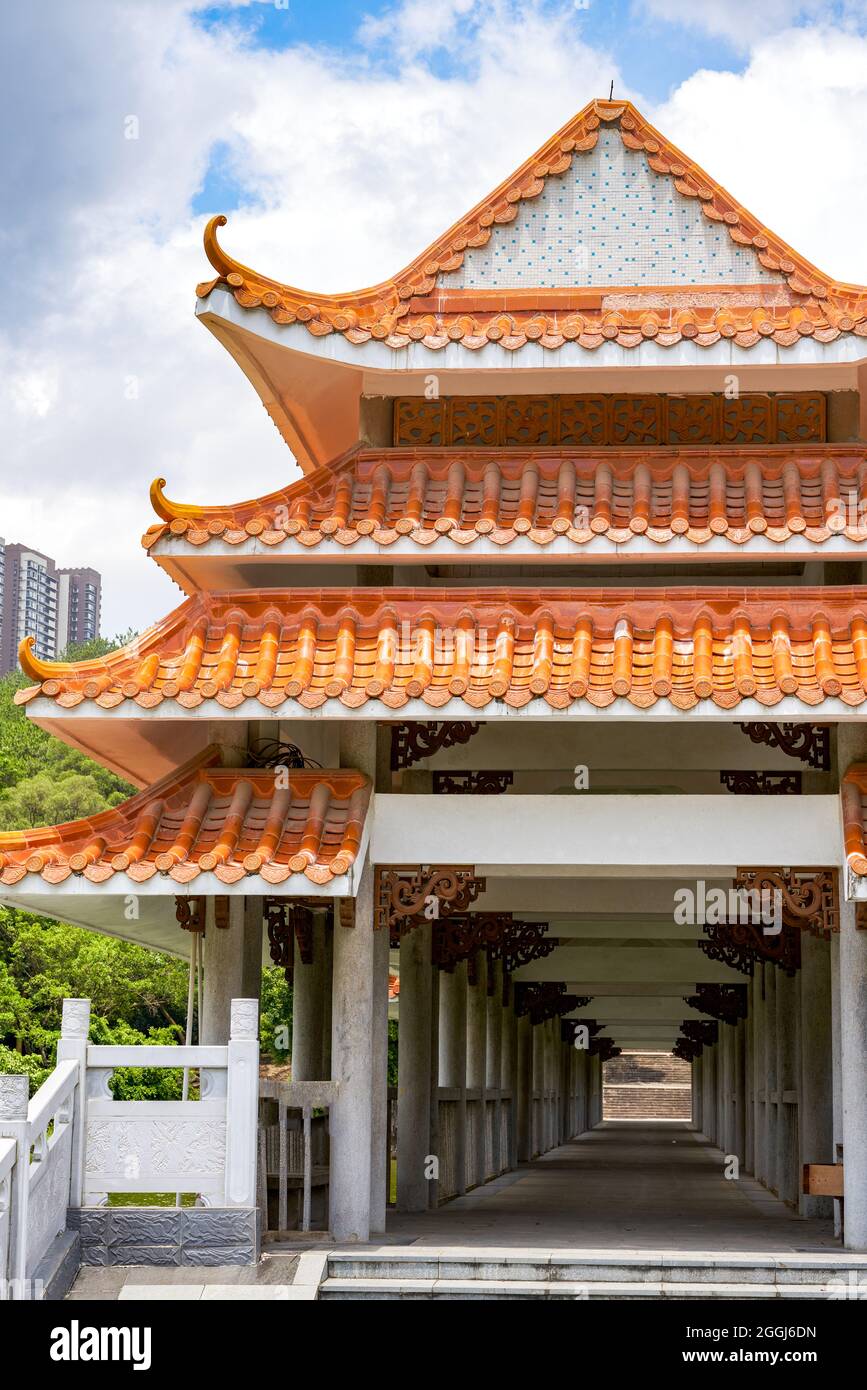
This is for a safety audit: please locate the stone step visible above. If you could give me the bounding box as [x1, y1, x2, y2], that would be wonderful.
[320, 1277, 846, 1301]
[325, 1251, 867, 1288]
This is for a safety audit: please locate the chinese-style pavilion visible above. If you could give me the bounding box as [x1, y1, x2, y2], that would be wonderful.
[4, 98, 867, 1263]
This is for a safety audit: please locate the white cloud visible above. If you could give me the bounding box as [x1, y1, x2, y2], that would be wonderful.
[1, 0, 866, 639]
[653, 25, 867, 283]
[637, 1, 860, 47]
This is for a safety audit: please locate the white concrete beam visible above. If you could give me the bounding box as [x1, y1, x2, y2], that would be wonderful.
[372, 795, 839, 873]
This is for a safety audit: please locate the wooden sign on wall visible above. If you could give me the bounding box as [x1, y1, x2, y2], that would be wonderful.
[394, 392, 826, 448]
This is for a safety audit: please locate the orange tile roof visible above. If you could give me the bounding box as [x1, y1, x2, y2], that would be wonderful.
[841, 765, 867, 877]
[195, 99, 867, 353]
[0, 746, 371, 887]
[144, 445, 867, 554]
[15, 587, 867, 713]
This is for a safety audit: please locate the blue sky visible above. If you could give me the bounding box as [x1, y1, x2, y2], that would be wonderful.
[3, 0, 867, 632]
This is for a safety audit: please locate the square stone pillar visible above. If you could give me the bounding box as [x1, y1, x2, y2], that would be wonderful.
[330, 863, 376, 1241]
[501, 990, 518, 1170]
[752, 968, 766, 1183]
[486, 960, 503, 1174]
[775, 969, 800, 1206]
[291, 908, 327, 1082]
[764, 964, 778, 1192]
[799, 933, 833, 1218]
[202, 898, 246, 1044]
[516, 1013, 532, 1161]
[396, 920, 433, 1212]
[438, 961, 468, 1194]
[840, 896, 867, 1248]
[466, 950, 488, 1186]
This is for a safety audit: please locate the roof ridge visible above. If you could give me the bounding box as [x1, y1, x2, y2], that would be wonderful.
[196, 97, 867, 353]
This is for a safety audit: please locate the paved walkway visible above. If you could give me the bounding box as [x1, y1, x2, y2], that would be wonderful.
[387, 1122, 839, 1253]
[68, 1122, 843, 1296]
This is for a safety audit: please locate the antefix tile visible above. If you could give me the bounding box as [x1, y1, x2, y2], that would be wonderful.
[143, 445, 867, 555]
[15, 586, 867, 716]
[0, 746, 370, 887]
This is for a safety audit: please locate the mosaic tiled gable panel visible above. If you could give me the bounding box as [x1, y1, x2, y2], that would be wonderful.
[394, 393, 826, 448]
[444, 128, 783, 288]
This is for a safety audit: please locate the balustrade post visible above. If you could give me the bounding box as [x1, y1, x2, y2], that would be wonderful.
[225, 999, 260, 1207]
[56, 998, 91, 1208]
[0, 1075, 30, 1298]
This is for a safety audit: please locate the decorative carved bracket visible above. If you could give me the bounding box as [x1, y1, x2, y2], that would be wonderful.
[720, 771, 802, 795]
[735, 867, 837, 939]
[681, 1019, 719, 1046]
[514, 982, 592, 1025]
[376, 864, 486, 940]
[264, 899, 316, 983]
[390, 721, 481, 771]
[737, 722, 830, 771]
[175, 896, 229, 932]
[561, 1018, 605, 1044]
[684, 984, 748, 1025]
[699, 919, 801, 976]
[589, 1036, 621, 1061]
[673, 1038, 702, 1062]
[433, 771, 514, 795]
[175, 896, 205, 933]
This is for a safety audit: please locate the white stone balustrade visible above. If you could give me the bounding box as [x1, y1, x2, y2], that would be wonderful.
[1, 996, 260, 1298]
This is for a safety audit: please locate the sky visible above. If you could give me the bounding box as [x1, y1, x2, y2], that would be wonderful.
[2, 0, 867, 635]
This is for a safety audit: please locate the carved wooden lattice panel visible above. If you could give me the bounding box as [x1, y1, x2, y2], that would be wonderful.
[393, 393, 826, 447]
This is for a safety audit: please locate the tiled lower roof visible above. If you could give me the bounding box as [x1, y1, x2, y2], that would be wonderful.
[841, 766, 867, 877]
[0, 747, 371, 887]
[16, 587, 867, 713]
[144, 447, 867, 554]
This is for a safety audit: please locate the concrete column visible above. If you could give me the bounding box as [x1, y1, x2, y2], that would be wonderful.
[502, 993, 518, 1169]
[703, 1044, 716, 1144]
[330, 863, 375, 1241]
[733, 1019, 746, 1165]
[744, 988, 754, 1172]
[438, 962, 468, 1194]
[531, 1021, 544, 1152]
[752, 969, 766, 1183]
[291, 910, 327, 1081]
[338, 722, 390, 1231]
[516, 1012, 532, 1161]
[719, 1027, 731, 1154]
[467, 952, 488, 1186]
[321, 922, 333, 1080]
[764, 965, 778, 1192]
[575, 1047, 588, 1135]
[241, 896, 263, 1001]
[486, 960, 503, 1173]
[396, 921, 432, 1211]
[840, 895, 867, 1248]
[692, 1054, 703, 1132]
[775, 968, 800, 1206]
[799, 933, 834, 1218]
[202, 898, 246, 1044]
[830, 930, 844, 1237]
[370, 912, 390, 1232]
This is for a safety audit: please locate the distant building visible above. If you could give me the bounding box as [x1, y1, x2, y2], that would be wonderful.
[0, 539, 101, 676]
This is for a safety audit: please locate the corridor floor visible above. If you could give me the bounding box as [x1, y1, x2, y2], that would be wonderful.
[386, 1122, 840, 1253]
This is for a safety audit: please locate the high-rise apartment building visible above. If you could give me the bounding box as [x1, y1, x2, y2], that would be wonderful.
[0, 540, 101, 676]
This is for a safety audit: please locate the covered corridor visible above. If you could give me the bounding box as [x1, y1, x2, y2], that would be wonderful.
[389, 1122, 839, 1253]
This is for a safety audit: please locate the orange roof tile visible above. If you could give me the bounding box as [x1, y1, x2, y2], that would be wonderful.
[0, 746, 371, 887]
[195, 99, 867, 353]
[841, 765, 867, 877]
[15, 587, 867, 713]
[144, 445, 867, 554]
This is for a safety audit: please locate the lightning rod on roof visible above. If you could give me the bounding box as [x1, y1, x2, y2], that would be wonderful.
[609, 80, 614, 100]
